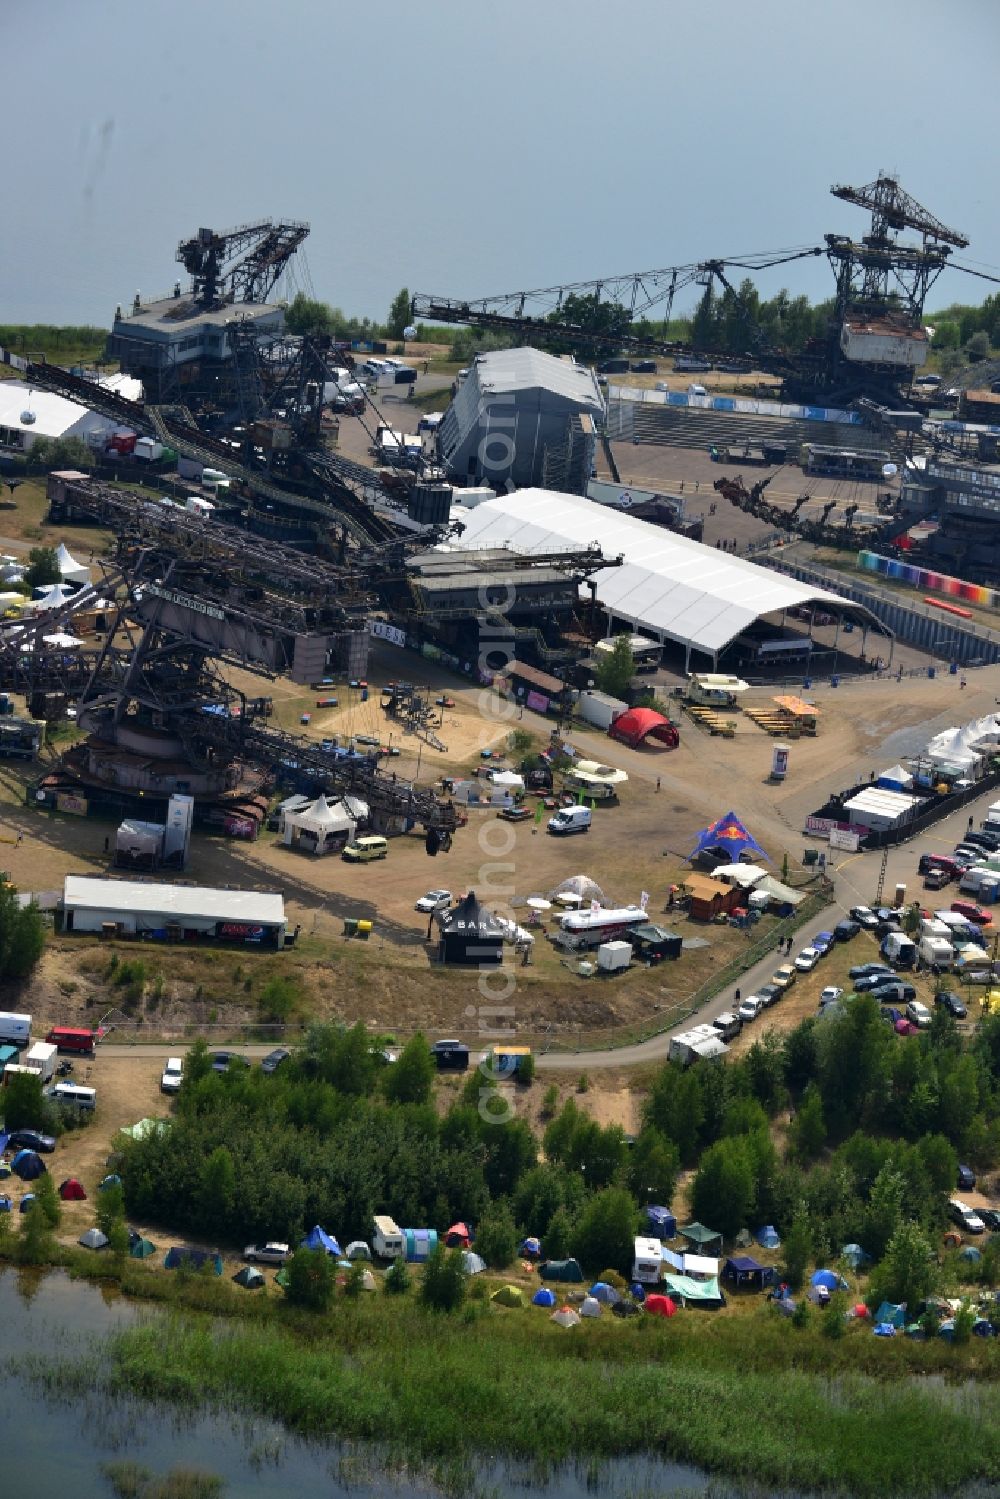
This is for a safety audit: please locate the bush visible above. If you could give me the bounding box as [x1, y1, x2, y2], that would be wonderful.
[475, 1202, 518, 1269]
[576, 1073, 590, 1094]
[517, 1052, 535, 1087]
[420, 1244, 467, 1312]
[2, 1070, 46, 1130]
[821, 1295, 846, 1339]
[791, 1298, 811, 1329]
[540, 1084, 560, 1121]
[284, 1247, 335, 1311]
[384, 1257, 410, 1296]
[342, 1260, 366, 1299]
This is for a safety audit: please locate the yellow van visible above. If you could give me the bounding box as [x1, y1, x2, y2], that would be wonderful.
[342, 835, 388, 863]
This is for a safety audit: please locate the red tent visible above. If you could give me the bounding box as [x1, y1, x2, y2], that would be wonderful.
[58, 1178, 87, 1201]
[608, 708, 679, 750]
[645, 1294, 678, 1318]
[444, 1221, 471, 1248]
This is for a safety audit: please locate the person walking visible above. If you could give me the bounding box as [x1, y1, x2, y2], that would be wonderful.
[656, 777, 661, 792]
[734, 987, 741, 1004]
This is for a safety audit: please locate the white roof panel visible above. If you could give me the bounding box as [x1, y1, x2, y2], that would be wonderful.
[452, 490, 864, 656]
[472, 347, 604, 411]
[63, 875, 284, 926]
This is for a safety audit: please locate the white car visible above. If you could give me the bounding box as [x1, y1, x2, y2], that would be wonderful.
[794, 947, 820, 972]
[244, 1242, 292, 1265]
[948, 1200, 985, 1234]
[415, 889, 452, 914]
[906, 999, 932, 1029]
[850, 906, 880, 931]
[160, 1056, 183, 1093]
[738, 996, 763, 1022]
[819, 986, 844, 1007]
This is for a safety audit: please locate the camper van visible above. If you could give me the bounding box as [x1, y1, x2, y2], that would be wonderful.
[342, 835, 388, 863]
[47, 1082, 96, 1112]
[632, 1236, 664, 1285]
[372, 1215, 404, 1260]
[552, 906, 647, 951]
[0, 1012, 31, 1048]
[547, 807, 592, 836]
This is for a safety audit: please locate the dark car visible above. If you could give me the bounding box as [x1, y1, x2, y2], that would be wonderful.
[881, 1006, 904, 1026]
[958, 1163, 977, 1191]
[211, 1051, 251, 1073]
[850, 962, 895, 981]
[261, 1048, 291, 1075]
[834, 920, 860, 942]
[875, 907, 904, 928]
[7, 1129, 56, 1153]
[935, 991, 968, 1019]
[497, 806, 533, 822]
[756, 983, 782, 1008]
[849, 906, 880, 931]
[855, 972, 898, 992]
[871, 980, 917, 1004]
[964, 830, 1000, 851]
[980, 1208, 1000, 1232]
[812, 931, 835, 954]
[923, 868, 952, 891]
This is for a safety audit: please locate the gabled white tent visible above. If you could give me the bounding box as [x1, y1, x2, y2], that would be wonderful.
[55, 543, 90, 585]
[27, 582, 75, 612]
[282, 794, 355, 855]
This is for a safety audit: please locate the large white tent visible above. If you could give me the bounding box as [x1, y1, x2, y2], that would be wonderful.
[55, 543, 90, 585]
[450, 489, 880, 668]
[281, 795, 355, 855]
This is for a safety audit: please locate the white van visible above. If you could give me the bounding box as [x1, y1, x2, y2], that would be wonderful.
[372, 1214, 404, 1260]
[48, 1082, 96, 1112]
[0, 1012, 31, 1048]
[342, 835, 388, 863]
[687, 383, 708, 397]
[547, 807, 592, 836]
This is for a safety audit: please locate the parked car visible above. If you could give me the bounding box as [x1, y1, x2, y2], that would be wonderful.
[979, 1207, 1000, 1232]
[964, 830, 1000, 851]
[935, 991, 968, 1019]
[952, 900, 992, 926]
[211, 1051, 250, 1073]
[756, 983, 782, 1008]
[905, 998, 932, 1028]
[772, 964, 797, 992]
[794, 947, 820, 972]
[850, 905, 880, 931]
[261, 1048, 291, 1075]
[819, 986, 844, 1006]
[850, 962, 895, 981]
[244, 1242, 292, 1265]
[958, 1163, 977, 1191]
[881, 1005, 904, 1026]
[924, 868, 952, 891]
[855, 972, 899, 993]
[949, 1199, 985, 1234]
[834, 919, 861, 941]
[497, 806, 533, 823]
[415, 889, 452, 914]
[812, 931, 835, 955]
[6, 1129, 56, 1153]
[738, 996, 763, 1023]
[160, 1056, 183, 1094]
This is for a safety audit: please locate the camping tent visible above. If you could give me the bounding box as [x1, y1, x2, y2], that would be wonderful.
[722, 1256, 774, 1292]
[122, 1119, 163, 1141]
[612, 1299, 642, 1318]
[646, 1205, 677, 1239]
[444, 1222, 472, 1248]
[579, 1295, 602, 1318]
[873, 1301, 906, 1328]
[164, 1246, 223, 1275]
[403, 1228, 438, 1263]
[532, 1287, 556, 1307]
[99, 1174, 123, 1191]
[462, 1251, 486, 1275]
[840, 1242, 870, 1270]
[589, 1281, 621, 1305]
[687, 811, 768, 865]
[233, 1265, 265, 1290]
[755, 1225, 781, 1250]
[662, 1274, 725, 1309]
[0, 1197, 10, 1213]
[11, 1150, 45, 1181]
[129, 1236, 156, 1259]
[301, 1225, 342, 1256]
[345, 1240, 371, 1261]
[607, 707, 679, 750]
[79, 1228, 109, 1250]
[520, 1236, 542, 1258]
[492, 1284, 525, 1308]
[679, 1222, 723, 1257]
[540, 1258, 584, 1283]
[645, 1294, 678, 1318]
[550, 1306, 581, 1327]
[59, 1178, 87, 1201]
[19, 1194, 36, 1214]
[811, 1269, 849, 1293]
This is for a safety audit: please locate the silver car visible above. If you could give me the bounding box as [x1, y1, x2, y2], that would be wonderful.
[243, 1242, 291, 1265]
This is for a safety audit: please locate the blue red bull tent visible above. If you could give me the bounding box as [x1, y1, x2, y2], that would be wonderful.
[688, 811, 768, 865]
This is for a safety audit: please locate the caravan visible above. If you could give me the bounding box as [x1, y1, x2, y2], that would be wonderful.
[632, 1237, 664, 1285]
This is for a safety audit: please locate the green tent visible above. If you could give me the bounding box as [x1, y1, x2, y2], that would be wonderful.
[662, 1273, 725, 1309]
[491, 1284, 525, 1308]
[540, 1258, 584, 1283]
[121, 1118, 165, 1142]
[679, 1222, 723, 1256]
[129, 1236, 156, 1259]
[275, 1267, 290, 1289]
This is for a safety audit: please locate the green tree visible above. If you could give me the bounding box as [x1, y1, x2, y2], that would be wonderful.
[383, 1034, 435, 1105]
[966, 330, 991, 361]
[593, 636, 635, 700]
[627, 1128, 679, 1206]
[573, 1186, 636, 1275]
[790, 1086, 826, 1164]
[284, 1247, 335, 1310]
[284, 293, 334, 336]
[23, 547, 62, 590]
[420, 1244, 467, 1312]
[690, 1139, 754, 1242]
[27, 436, 94, 473]
[33, 1171, 61, 1230]
[384, 1256, 410, 1295]
[475, 1200, 518, 1269]
[862, 1164, 905, 1261]
[540, 1204, 573, 1260]
[868, 1221, 936, 1308]
[645, 1063, 704, 1166]
[2, 1069, 45, 1130]
[783, 1208, 812, 1291]
[343, 1260, 366, 1299]
[197, 1146, 236, 1235]
[18, 1200, 52, 1265]
[0, 883, 45, 981]
[96, 1181, 126, 1238]
[387, 287, 412, 340]
[821, 1294, 846, 1340]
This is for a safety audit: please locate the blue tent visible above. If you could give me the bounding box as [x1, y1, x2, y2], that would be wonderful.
[687, 811, 768, 864]
[99, 1174, 123, 1191]
[841, 1242, 870, 1270]
[646, 1205, 677, 1239]
[301, 1225, 342, 1257]
[973, 1318, 994, 1338]
[19, 1193, 36, 1214]
[0, 1196, 10, 1212]
[873, 1301, 906, 1328]
[532, 1287, 556, 1307]
[755, 1225, 780, 1249]
[873, 1322, 897, 1337]
[520, 1236, 542, 1258]
[630, 1282, 647, 1302]
[164, 1246, 223, 1275]
[811, 1269, 848, 1292]
[960, 1246, 982, 1263]
[11, 1150, 45, 1181]
[589, 1281, 621, 1305]
[403, 1228, 438, 1263]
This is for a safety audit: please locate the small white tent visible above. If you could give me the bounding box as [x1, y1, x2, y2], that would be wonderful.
[27, 582, 75, 612]
[55, 543, 90, 585]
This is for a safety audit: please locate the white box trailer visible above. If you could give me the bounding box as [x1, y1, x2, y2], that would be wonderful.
[632, 1236, 664, 1285]
[596, 940, 632, 973]
[576, 691, 628, 731]
[0, 1011, 31, 1048]
[372, 1215, 404, 1260]
[24, 1041, 57, 1083]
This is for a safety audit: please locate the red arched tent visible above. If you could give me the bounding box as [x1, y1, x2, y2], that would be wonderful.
[645, 1294, 678, 1317]
[58, 1178, 87, 1201]
[608, 708, 679, 750]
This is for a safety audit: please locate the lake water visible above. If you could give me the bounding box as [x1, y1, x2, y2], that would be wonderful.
[0, 1267, 741, 1498]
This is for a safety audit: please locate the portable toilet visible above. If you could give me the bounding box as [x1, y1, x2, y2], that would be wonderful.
[403, 1228, 439, 1263]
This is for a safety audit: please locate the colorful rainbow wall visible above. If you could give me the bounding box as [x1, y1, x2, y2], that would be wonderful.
[857, 551, 997, 610]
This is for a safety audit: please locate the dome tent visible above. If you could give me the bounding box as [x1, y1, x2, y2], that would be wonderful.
[551, 875, 607, 907]
[302, 1225, 342, 1256]
[608, 707, 679, 750]
[281, 795, 355, 856]
[58, 1177, 87, 1201]
[532, 1287, 556, 1307]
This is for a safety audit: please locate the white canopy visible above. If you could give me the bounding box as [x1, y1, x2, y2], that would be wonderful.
[28, 582, 75, 612]
[55, 543, 90, 585]
[711, 863, 767, 888]
[878, 763, 914, 787]
[574, 759, 629, 786]
[42, 632, 82, 649]
[286, 795, 355, 836]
